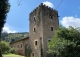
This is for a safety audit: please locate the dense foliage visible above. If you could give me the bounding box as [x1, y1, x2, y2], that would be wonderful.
[1, 32, 29, 43]
[9, 48, 15, 54]
[0, 0, 10, 57]
[48, 26, 80, 57]
[0, 0, 10, 33]
[0, 41, 10, 54]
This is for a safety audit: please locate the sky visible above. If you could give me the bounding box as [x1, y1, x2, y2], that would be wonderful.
[3, 0, 80, 33]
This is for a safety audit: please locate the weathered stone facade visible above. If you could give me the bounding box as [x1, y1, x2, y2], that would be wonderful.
[10, 37, 29, 56]
[10, 3, 59, 57]
[29, 3, 59, 57]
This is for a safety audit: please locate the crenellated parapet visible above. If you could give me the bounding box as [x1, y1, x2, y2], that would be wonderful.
[29, 3, 59, 57]
[30, 3, 58, 17]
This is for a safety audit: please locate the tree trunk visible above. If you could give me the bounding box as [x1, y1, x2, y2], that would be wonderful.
[0, 49, 2, 57]
[0, 32, 2, 57]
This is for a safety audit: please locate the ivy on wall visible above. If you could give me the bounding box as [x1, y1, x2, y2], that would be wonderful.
[25, 44, 32, 57]
[36, 7, 41, 26]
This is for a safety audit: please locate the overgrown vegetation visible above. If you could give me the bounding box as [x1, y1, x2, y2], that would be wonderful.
[9, 48, 15, 54]
[1, 32, 29, 43]
[0, 0, 10, 57]
[25, 44, 32, 57]
[0, 41, 10, 54]
[0, 40, 16, 54]
[48, 26, 80, 57]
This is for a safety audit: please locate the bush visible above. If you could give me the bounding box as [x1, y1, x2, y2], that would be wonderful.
[0, 41, 10, 54]
[9, 48, 15, 54]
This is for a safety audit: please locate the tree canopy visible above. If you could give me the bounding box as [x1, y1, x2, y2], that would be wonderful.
[0, 0, 10, 32]
[48, 26, 80, 57]
[0, 41, 10, 54]
[0, 0, 10, 57]
[1, 32, 29, 43]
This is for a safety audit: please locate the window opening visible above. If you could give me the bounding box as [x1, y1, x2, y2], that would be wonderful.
[50, 15, 53, 19]
[48, 38, 51, 42]
[18, 45, 19, 48]
[51, 27, 53, 31]
[32, 53, 34, 57]
[33, 16, 36, 21]
[21, 44, 22, 48]
[48, 40, 51, 42]
[35, 41, 37, 45]
[34, 28, 36, 32]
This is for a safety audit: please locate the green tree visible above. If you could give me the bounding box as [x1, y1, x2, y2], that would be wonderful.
[48, 26, 80, 57]
[0, 0, 10, 57]
[0, 41, 10, 54]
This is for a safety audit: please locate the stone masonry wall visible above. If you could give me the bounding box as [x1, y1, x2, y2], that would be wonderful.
[29, 3, 59, 57]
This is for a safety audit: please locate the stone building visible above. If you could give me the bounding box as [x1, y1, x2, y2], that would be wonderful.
[29, 3, 59, 57]
[10, 37, 29, 56]
[10, 3, 59, 57]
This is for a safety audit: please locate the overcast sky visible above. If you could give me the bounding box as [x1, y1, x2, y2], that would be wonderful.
[3, 0, 80, 33]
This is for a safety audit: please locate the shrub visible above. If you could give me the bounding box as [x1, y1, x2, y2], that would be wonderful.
[9, 48, 15, 54]
[0, 41, 10, 54]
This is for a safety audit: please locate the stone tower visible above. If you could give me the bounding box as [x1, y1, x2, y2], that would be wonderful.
[29, 3, 59, 57]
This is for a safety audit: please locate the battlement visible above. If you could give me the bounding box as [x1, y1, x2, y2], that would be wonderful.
[30, 3, 58, 15]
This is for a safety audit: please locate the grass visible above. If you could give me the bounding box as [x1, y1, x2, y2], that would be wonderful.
[3, 53, 25, 57]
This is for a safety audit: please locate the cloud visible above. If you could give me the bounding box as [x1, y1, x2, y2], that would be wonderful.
[2, 26, 17, 33]
[43, 1, 54, 8]
[60, 16, 80, 28]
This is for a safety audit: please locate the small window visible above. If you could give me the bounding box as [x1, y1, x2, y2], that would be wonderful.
[35, 41, 37, 45]
[48, 40, 51, 42]
[51, 27, 53, 31]
[50, 15, 53, 19]
[48, 38, 51, 42]
[33, 28, 36, 32]
[33, 16, 36, 21]
[32, 53, 34, 57]
[18, 45, 19, 48]
[21, 44, 22, 48]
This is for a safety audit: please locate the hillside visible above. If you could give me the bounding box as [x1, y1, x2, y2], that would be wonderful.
[1, 32, 29, 43]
